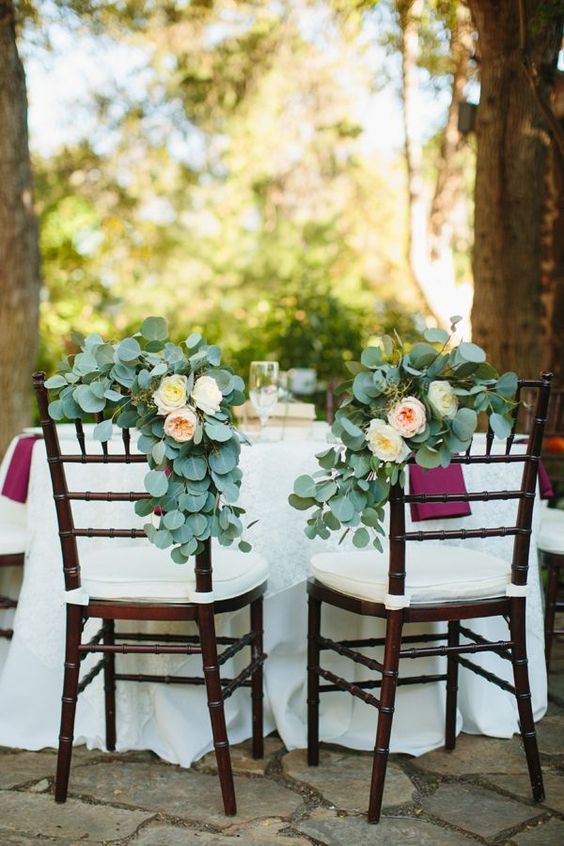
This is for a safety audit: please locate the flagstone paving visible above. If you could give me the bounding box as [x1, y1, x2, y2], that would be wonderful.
[1, 639, 563, 845]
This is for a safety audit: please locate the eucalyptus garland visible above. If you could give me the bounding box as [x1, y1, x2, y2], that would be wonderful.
[289, 317, 518, 550]
[45, 317, 252, 563]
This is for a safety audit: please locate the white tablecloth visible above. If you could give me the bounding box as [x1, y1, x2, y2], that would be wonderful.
[0, 428, 547, 763]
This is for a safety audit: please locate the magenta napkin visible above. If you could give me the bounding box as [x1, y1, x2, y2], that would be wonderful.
[515, 439, 555, 500]
[1, 435, 42, 503]
[409, 464, 471, 522]
[538, 462, 554, 500]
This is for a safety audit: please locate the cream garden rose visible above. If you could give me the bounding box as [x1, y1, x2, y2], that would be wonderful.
[153, 374, 188, 416]
[192, 375, 222, 415]
[428, 380, 458, 420]
[366, 419, 410, 464]
[387, 396, 426, 438]
[163, 406, 198, 443]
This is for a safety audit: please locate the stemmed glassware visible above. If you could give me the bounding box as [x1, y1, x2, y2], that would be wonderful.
[249, 361, 279, 434]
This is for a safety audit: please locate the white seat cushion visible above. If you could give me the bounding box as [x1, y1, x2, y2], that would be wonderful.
[537, 509, 564, 556]
[79, 544, 268, 603]
[311, 544, 512, 606]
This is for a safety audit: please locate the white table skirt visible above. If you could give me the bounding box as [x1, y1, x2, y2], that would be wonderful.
[0, 428, 547, 764]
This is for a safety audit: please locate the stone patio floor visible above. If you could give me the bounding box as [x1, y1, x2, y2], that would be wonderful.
[1, 632, 564, 846]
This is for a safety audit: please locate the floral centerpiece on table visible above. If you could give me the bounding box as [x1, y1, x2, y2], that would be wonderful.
[289, 317, 518, 550]
[45, 317, 252, 563]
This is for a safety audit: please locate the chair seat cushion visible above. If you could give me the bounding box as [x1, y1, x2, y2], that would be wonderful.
[537, 509, 564, 556]
[80, 544, 268, 603]
[311, 544, 512, 606]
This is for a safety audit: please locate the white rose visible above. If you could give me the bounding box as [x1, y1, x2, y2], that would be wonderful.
[366, 419, 410, 464]
[192, 375, 223, 415]
[163, 406, 198, 443]
[153, 374, 188, 416]
[428, 380, 458, 420]
[387, 396, 427, 438]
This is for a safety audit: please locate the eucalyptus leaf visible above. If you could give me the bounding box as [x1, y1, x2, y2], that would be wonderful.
[294, 475, 317, 498]
[145, 470, 169, 498]
[140, 316, 168, 342]
[329, 495, 355, 522]
[152, 441, 166, 465]
[353, 527, 370, 548]
[44, 374, 67, 389]
[93, 419, 113, 442]
[424, 327, 449, 344]
[489, 412, 512, 439]
[73, 385, 106, 413]
[162, 510, 185, 531]
[458, 342, 486, 364]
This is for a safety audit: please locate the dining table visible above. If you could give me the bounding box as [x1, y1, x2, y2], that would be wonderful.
[0, 425, 548, 766]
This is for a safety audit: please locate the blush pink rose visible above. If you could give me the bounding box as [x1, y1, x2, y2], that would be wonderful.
[387, 396, 426, 438]
[163, 406, 198, 443]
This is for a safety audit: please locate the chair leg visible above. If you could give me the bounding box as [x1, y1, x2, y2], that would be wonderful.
[445, 620, 460, 750]
[307, 594, 321, 766]
[368, 610, 403, 823]
[197, 603, 236, 816]
[103, 619, 116, 752]
[509, 597, 544, 802]
[55, 604, 82, 802]
[250, 597, 264, 759]
[544, 563, 559, 671]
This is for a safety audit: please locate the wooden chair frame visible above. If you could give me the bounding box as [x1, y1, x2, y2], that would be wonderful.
[0, 552, 23, 639]
[536, 386, 564, 669]
[34, 372, 267, 816]
[307, 374, 552, 823]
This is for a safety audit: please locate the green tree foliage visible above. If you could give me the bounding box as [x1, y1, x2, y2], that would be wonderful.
[22, 0, 426, 400]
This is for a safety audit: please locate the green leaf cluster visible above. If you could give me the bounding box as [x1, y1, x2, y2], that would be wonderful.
[46, 317, 252, 563]
[289, 319, 518, 546]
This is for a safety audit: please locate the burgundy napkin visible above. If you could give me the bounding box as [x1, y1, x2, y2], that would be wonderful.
[409, 464, 471, 522]
[538, 462, 555, 500]
[1, 435, 42, 503]
[515, 439, 554, 500]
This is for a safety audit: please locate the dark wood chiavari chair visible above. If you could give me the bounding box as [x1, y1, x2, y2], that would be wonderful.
[33, 372, 268, 816]
[534, 387, 564, 669]
[0, 551, 23, 640]
[307, 374, 552, 823]
[0, 497, 26, 639]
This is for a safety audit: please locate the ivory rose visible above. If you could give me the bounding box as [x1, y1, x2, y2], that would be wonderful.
[366, 419, 410, 464]
[387, 396, 426, 438]
[163, 407, 198, 443]
[153, 374, 188, 416]
[192, 375, 222, 415]
[428, 380, 458, 419]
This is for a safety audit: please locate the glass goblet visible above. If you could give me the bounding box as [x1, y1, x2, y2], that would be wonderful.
[249, 361, 279, 432]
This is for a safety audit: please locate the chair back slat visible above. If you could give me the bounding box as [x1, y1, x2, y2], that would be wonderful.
[75, 419, 86, 456]
[404, 488, 530, 504]
[95, 412, 109, 458]
[32, 372, 213, 596]
[388, 374, 552, 599]
[485, 424, 494, 456]
[506, 382, 522, 455]
[122, 427, 131, 456]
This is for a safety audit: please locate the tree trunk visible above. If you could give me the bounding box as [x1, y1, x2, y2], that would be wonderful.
[468, 0, 561, 378]
[0, 0, 41, 455]
[543, 142, 564, 386]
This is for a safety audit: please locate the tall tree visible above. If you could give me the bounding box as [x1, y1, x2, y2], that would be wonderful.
[467, 0, 562, 377]
[397, 0, 473, 332]
[0, 0, 41, 454]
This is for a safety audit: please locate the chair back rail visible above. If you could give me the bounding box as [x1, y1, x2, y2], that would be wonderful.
[387, 374, 552, 601]
[32, 371, 213, 595]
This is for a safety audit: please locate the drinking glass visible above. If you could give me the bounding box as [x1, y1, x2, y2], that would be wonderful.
[249, 361, 279, 431]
